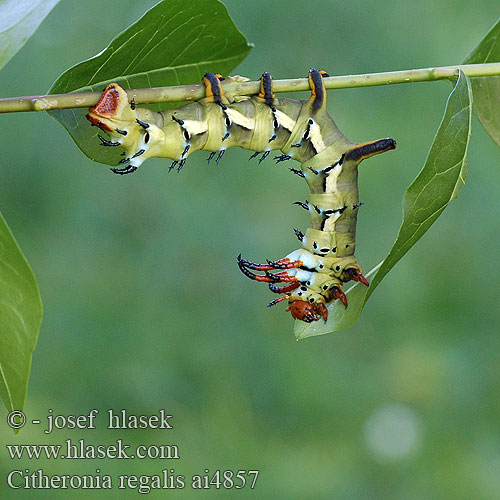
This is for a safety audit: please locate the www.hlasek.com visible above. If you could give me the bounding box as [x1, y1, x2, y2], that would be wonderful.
[7, 439, 179, 460]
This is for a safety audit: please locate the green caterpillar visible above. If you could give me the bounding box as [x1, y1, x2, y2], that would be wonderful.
[86, 69, 396, 322]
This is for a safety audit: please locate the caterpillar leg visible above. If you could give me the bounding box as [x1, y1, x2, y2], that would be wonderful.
[267, 283, 329, 323]
[344, 267, 370, 287]
[98, 135, 120, 147]
[266, 282, 301, 309]
[237, 264, 299, 283]
[237, 256, 303, 271]
[237, 255, 301, 283]
[286, 278, 346, 322]
[267, 295, 291, 307]
[327, 285, 348, 308]
[237, 253, 347, 323]
[110, 164, 138, 175]
[268, 282, 301, 294]
[275, 154, 292, 163]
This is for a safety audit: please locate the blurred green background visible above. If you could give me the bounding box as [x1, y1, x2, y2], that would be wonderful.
[1, 0, 500, 498]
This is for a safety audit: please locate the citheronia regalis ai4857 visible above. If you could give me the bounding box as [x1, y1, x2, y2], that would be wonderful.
[86, 69, 396, 323]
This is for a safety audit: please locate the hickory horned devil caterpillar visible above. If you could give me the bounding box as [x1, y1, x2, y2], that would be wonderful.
[86, 69, 396, 323]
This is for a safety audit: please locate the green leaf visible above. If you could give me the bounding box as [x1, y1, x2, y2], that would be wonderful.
[295, 70, 472, 340]
[48, 0, 252, 165]
[463, 17, 500, 147]
[0, 211, 42, 419]
[0, 0, 60, 71]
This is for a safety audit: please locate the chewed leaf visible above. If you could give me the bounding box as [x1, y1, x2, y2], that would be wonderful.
[0, 211, 43, 421]
[295, 71, 472, 340]
[0, 0, 60, 71]
[48, 0, 252, 165]
[463, 16, 500, 147]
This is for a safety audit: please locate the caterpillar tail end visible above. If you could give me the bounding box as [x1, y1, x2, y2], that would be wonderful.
[87, 84, 155, 174]
[86, 83, 136, 133]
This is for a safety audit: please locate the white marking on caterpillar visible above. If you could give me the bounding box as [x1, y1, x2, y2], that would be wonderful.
[182, 119, 209, 136]
[274, 109, 296, 132]
[224, 108, 255, 130]
[308, 119, 326, 152]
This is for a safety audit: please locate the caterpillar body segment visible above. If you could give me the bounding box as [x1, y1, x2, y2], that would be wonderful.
[87, 70, 396, 323]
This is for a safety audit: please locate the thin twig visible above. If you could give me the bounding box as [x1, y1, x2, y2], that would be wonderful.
[1, 62, 499, 114]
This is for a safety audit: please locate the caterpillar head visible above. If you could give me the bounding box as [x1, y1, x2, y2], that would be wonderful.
[287, 300, 328, 323]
